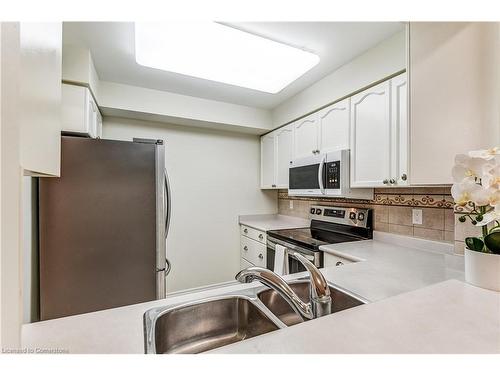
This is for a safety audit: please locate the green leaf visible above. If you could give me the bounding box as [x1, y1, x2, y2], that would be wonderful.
[484, 232, 500, 255]
[465, 237, 484, 252]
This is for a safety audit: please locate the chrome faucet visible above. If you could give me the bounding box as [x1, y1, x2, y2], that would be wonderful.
[235, 251, 331, 320]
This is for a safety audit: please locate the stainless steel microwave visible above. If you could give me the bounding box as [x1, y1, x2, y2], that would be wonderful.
[288, 149, 373, 199]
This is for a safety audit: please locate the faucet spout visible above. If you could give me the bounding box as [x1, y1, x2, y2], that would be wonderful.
[235, 252, 331, 320]
[236, 267, 314, 319]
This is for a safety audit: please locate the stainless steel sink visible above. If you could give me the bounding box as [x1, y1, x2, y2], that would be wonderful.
[144, 295, 281, 354]
[257, 280, 366, 326]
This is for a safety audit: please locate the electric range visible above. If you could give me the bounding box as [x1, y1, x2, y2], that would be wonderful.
[266, 205, 373, 274]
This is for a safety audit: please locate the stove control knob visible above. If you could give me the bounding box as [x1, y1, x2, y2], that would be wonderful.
[310, 208, 316, 214]
[315, 208, 322, 215]
[349, 212, 356, 220]
[358, 212, 365, 221]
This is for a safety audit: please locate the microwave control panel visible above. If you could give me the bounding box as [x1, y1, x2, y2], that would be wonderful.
[324, 161, 340, 189]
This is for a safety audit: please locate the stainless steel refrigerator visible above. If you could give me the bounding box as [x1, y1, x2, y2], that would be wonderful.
[38, 136, 171, 320]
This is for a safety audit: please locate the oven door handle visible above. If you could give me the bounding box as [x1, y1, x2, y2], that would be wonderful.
[318, 154, 326, 194]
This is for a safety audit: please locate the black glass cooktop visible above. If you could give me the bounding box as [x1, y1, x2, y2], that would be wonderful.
[267, 226, 367, 251]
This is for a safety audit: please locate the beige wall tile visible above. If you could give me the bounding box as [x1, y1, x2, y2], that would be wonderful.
[454, 214, 482, 241]
[444, 231, 454, 242]
[413, 227, 444, 241]
[416, 207, 444, 230]
[454, 240, 465, 255]
[388, 206, 413, 226]
[388, 224, 413, 236]
[374, 205, 389, 224]
[374, 222, 389, 232]
[444, 209, 454, 231]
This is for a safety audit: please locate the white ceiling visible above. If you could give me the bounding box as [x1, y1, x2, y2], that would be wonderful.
[63, 22, 404, 109]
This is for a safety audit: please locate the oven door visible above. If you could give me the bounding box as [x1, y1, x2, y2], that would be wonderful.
[267, 237, 323, 275]
[288, 154, 326, 196]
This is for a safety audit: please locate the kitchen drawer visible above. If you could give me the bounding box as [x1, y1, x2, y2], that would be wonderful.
[324, 253, 354, 267]
[240, 236, 266, 267]
[240, 225, 266, 244]
[240, 257, 254, 271]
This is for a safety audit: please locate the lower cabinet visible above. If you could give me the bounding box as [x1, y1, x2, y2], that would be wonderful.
[240, 257, 254, 271]
[240, 225, 267, 269]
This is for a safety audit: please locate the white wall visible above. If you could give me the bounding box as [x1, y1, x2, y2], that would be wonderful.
[272, 30, 406, 127]
[0, 22, 23, 348]
[103, 117, 277, 293]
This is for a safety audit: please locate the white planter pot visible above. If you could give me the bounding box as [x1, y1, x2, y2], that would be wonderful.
[464, 248, 500, 292]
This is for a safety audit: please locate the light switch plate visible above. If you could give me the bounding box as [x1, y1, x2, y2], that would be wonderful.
[289, 200, 294, 209]
[412, 209, 423, 225]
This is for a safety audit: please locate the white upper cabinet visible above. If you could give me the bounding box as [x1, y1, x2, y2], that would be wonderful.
[275, 126, 293, 188]
[350, 80, 392, 187]
[260, 134, 276, 189]
[62, 83, 102, 138]
[350, 73, 408, 188]
[293, 114, 319, 159]
[261, 125, 293, 189]
[391, 73, 408, 186]
[318, 98, 350, 153]
[19, 22, 62, 177]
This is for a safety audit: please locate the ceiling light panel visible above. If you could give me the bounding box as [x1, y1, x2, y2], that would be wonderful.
[134, 22, 320, 94]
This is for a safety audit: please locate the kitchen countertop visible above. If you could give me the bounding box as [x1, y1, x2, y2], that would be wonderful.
[238, 214, 310, 232]
[21, 232, 500, 354]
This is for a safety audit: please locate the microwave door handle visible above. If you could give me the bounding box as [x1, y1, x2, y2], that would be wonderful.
[318, 155, 326, 194]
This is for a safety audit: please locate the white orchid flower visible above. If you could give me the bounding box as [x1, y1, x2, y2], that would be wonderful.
[452, 154, 493, 183]
[468, 147, 500, 160]
[451, 179, 482, 206]
[482, 164, 500, 190]
[470, 186, 499, 207]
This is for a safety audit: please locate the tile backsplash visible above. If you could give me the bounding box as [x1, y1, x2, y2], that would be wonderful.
[278, 187, 468, 255]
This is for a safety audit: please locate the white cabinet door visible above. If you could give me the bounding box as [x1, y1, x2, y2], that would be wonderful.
[318, 98, 350, 153]
[350, 80, 391, 187]
[275, 125, 293, 188]
[391, 73, 409, 186]
[240, 257, 254, 271]
[293, 114, 318, 159]
[260, 134, 276, 189]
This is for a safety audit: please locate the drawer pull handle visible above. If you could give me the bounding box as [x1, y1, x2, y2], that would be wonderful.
[258, 254, 264, 259]
[243, 246, 248, 251]
[335, 261, 344, 266]
[243, 228, 248, 234]
[258, 234, 264, 240]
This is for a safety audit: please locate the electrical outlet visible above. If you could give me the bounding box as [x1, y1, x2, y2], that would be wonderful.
[412, 209, 423, 225]
[289, 200, 294, 209]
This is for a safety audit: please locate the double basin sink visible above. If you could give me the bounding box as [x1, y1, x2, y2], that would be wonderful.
[144, 279, 366, 354]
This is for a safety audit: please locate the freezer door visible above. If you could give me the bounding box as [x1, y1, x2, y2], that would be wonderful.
[39, 137, 159, 320]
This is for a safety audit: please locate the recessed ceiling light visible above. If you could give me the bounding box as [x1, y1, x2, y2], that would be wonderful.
[134, 22, 320, 94]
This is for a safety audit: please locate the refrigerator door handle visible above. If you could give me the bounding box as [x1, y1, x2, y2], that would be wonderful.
[164, 168, 172, 239]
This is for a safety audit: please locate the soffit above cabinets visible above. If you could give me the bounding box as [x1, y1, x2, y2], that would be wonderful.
[63, 22, 404, 109]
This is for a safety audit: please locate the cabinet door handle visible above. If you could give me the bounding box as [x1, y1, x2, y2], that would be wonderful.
[272, 184, 276, 188]
[258, 254, 264, 259]
[383, 179, 389, 184]
[401, 173, 407, 181]
[243, 228, 248, 234]
[335, 261, 344, 266]
[243, 246, 248, 251]
[389, 178, 396, 184]
[258, 234, 264, 240]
